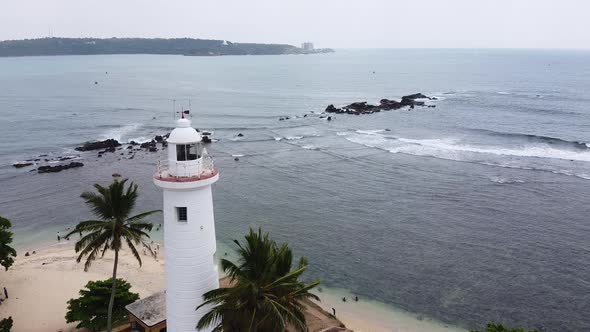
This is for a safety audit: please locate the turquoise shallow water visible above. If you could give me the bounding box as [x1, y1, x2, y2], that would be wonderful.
[0, 50, 590, 331]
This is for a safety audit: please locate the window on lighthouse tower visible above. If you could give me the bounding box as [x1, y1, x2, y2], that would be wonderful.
[176, 144, 200, 161]
[176, 207, 188, 222]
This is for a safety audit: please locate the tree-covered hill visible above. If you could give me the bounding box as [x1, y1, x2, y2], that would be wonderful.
[0, 37, 333, 57]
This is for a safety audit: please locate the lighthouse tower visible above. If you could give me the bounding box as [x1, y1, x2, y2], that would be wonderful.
[153, 116, 219, 332]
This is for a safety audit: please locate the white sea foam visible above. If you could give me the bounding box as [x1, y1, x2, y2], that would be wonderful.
[127, 136, 149, 143]
[344, 131, 590, 180]
[100, 123, 143, 142]
[356, 129, 386, 135]
[301, 145, 319, 150]
[489, 177, 526, 184]
[273, 137, 282, 141]
[285, 136, 304, 140]
[386, 137, 590, 162]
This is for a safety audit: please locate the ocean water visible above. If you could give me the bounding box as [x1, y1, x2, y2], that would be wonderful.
[1, 49, 589, 331]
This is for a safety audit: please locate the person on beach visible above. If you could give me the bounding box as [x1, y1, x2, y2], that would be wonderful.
[3, 287, 8, 299]
[342, 297, 346, 302]
[57, 231, 60, 241]
[354, 296, 358, 302]
[332, 308, 336, 315]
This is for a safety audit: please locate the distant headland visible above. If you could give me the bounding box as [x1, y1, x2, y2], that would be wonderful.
[0, 37, 334, 57]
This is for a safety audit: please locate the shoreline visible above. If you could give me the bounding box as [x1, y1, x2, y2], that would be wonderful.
[1, 241, 465, 332]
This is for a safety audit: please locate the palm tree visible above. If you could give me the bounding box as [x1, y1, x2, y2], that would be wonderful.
[197, 228, 320, 332]
[66, 179, 160, 332]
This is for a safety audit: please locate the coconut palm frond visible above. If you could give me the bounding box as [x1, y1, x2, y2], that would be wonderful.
[197, 228, 320, 331]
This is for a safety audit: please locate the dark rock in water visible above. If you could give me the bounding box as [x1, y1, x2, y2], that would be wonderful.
[148, 147, 158, 152]
[237, 133, 244, 137]
[112, 173, 121, 177]
[103, 146, 116, 153]
[140, 141, 157, 149]
[129, 140, 139, 145]
[164, 132, 171, 138]
[58, 156, 75, 161]
[279, 117, 285, 121]
[402, 93, 429, 100]
[37, 162, 84, 174]
[13, 162, 33, 168]
[202, 136, 212, 144]
[325, 104, 340, 113]
[162, 141, 168, 147]
[127, 145, 133, 150]
[379, 99, 403, 110]
[155, 135, 164, 142]
[75, 139, 121, 151]
[25, 252, 30, 256]
[327, 116, 332, 121]
[325, 93, 433, 116]
[234, 157, 240, 161]
[385, 128, 391, 131]
[98, 154, 102, 158]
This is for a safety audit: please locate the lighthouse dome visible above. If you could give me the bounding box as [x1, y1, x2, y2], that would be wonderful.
[167, 118, 202, 144]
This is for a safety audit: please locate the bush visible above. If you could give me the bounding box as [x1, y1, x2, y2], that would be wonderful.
[65, 279, 139, 332]
[0, 317, 13, 332]
[0, 217, 17, 271]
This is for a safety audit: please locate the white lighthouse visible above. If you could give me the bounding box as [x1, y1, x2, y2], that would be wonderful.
[153, 116, 219, 332]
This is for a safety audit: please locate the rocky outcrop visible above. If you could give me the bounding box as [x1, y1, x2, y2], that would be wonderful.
[37, 162, 84, 174]
[325, 93, 435, 115]
[75, 139, 121, 151]
[13, 162, 33, 168]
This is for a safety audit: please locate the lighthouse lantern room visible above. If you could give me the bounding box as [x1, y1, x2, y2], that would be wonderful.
[153, 116, 219, 332]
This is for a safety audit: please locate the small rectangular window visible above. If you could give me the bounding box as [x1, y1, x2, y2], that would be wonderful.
[176, 207, 187, 222]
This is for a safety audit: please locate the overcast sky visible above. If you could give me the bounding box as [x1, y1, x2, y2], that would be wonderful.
[1, 0, 588, 49]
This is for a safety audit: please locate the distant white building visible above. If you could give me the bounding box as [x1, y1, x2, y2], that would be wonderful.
[301, 42, 314, 51]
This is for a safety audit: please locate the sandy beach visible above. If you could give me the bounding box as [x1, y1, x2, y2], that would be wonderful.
[0, 242, 464, 332]
[0, 242, 166, 332]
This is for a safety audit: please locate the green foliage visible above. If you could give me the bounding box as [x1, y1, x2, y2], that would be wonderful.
[470, 323, 539, 332]
[197, 228, 320, 332]
[0, 216, 17, 271]
[65, 279, 139, 332]
[0, 316, 13, 332]
[66, 178, 159, 271]
[66, 179, 159, 332]
[0, 38, 333, 57]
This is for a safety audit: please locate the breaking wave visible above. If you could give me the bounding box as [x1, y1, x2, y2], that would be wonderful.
[99, 123, 143, 142]
[469, 128, 589, 150]
[341, 130, 590, 180]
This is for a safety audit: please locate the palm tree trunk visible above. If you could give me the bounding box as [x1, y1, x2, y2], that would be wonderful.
[107, 249, 119, 332]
